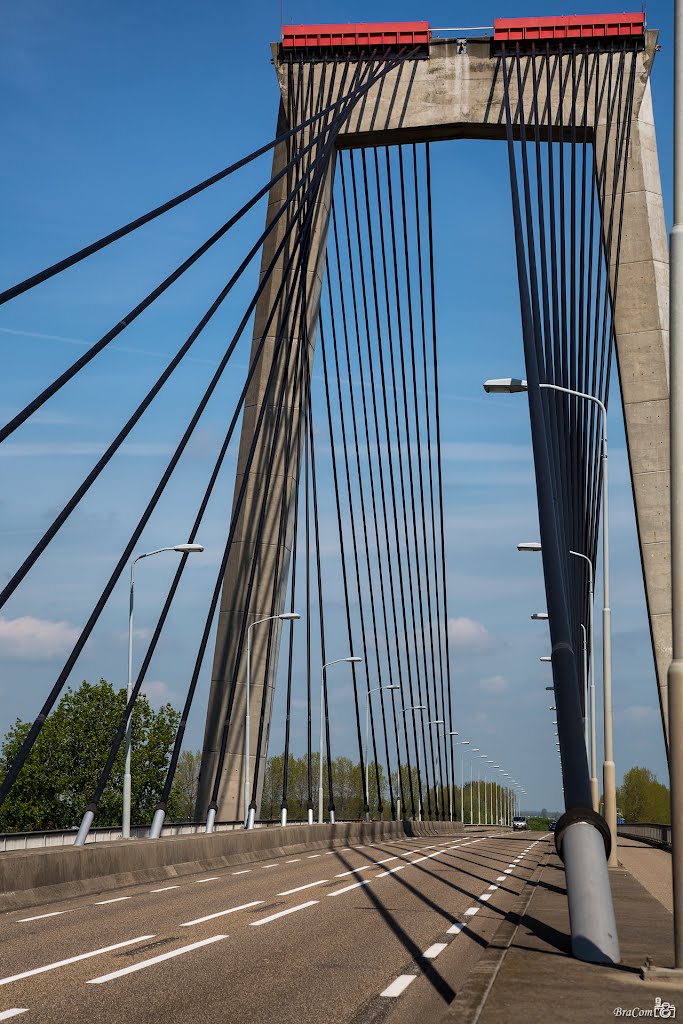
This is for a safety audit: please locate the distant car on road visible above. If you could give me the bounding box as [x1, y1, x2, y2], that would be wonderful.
[512, 815, 528, 831]
[549, 819, 557, 831]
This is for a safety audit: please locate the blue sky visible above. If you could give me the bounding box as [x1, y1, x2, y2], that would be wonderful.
[0, 1, 674, 815]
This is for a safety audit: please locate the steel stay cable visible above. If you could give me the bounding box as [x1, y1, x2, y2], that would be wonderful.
[204, 50, 420, 816]
[424, 142, 456, 818]
[0, 120, 345, 614]
[384, 146, 430, 818]
[410, 142, 448, 817]
[0, 58, 359, 812]
[0, 49, 413, 446]
[0, 61, 411, 308]
[326, 196, 381, 814]
[77, 104, 340, 822]
[396, 146, 439, 817]
[204, 56, 389, 814]
[318, 310, 370, 810]
[337, 150, 392, 814]
[373, 147, 419, 818]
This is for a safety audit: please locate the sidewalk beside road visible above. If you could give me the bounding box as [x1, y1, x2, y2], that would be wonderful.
[441, 837, 679, 1024]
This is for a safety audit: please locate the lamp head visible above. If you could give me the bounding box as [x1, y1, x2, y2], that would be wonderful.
[482, 377, 528, 394]
[346, 656, 363, 663]
[531, 612, 549, 621]
[540, 656, 552, 663]
[278, 612, 301, 621]
[518, 542, 542, 552]
[173, 543, 204, 553]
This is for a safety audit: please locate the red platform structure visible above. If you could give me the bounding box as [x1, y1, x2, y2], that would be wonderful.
[281, 22, 431, 50]
[493, 13, 645, 42]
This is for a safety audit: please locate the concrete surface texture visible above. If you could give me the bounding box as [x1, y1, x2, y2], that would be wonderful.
[199, 33, 670, 821]
[618, 836, 673, 913]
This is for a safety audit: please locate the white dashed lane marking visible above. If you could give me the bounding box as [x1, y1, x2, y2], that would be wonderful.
[87, 935, 227, 984]
[0, 935, 155, 986]
[250, 901, 319, 926]
[380, 975, 417, 998]
[422, 943, 448, 960]
[181, 901, 263, 927]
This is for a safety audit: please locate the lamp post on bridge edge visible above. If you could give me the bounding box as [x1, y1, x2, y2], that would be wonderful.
[319, 657, 362, 825]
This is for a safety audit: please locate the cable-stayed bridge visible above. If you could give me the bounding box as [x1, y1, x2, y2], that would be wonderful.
[0, 11, 679, 1022]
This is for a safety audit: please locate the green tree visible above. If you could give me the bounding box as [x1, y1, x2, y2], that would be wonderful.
[169, 750, 202, 821]
[617, 766, 671, 824]
[0, 679, 180, 832]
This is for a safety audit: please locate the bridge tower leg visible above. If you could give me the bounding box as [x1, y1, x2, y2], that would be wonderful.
[195, 59, 334, 823]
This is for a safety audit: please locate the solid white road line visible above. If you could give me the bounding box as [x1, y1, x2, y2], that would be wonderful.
[250, 901, 319, 926]
[181, 901, 263, 926]
[0, 935, 155, 986]
[328, 879, 372, 897]
[150, 886, 180, 892]
[0, 1011, 29, 1020]
[88, 935, 227, 984]
[380, 975, 417, 998]
[423, 943, 448, 959]
[232, 870, 251, 876]
[277, 880, 328, 897]
[94, 897, 131, 905]
[194, 877, 220, 883]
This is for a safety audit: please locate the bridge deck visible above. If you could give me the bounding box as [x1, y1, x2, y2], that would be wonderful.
[442, 839, 678, 1024]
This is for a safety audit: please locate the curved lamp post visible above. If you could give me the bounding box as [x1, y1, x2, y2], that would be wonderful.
[319, 657, 362, 824]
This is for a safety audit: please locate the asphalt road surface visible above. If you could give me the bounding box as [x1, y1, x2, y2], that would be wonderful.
[0, 829, 550, 1024]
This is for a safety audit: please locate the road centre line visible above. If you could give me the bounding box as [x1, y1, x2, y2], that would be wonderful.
[286, 859, 301, 863]
[336, 865, 372, 878]
[0, 935, 155, 986]
[0, 1012, 29, 1020]
[307, 854, 321, 859]
[250, 901, 319, 926]
[94, 897, 131, 905]
[380, 975, 416, 998]
[150, 886, 180, 892]
[375, 865, 406, 878]
[262, 865, 278, 869]
[88, 935, 227, 984]
[232, 870, 251, 876]
[181, 901, 263, 926]
[194, 877, 220, 883]
[277, 879, 329, 896]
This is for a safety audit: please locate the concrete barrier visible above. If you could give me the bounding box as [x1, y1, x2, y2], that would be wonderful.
[0, 820, 464, 912]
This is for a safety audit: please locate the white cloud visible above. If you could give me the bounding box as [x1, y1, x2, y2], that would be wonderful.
[0, 616, 79, 659]
[448, 617, 495, 651]
[479, 674, 508, 694]
[141, 680, 175, 705]
[618, 704, 659, 726]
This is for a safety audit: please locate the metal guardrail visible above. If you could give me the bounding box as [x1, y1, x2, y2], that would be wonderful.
[617, 822, 672, 849]
[0, 819, 294, 853]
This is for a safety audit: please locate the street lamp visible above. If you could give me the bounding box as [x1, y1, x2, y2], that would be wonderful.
[365, 684, 400, 816]
[540, 656, 552, 663]
[456, 738, 470, 824]
[492, 377, 616, 864]
[469, 748, 480, 824]
[571, 548, 599, 813]
[448, 730, 458, 821]
[429, 719, 445, 819]
[531, 612, 549, 620]
[319, 656, 362, 824]
[242, 612, 300, 831]
[123, 543, 204, 840]
[399, 705, 427, 820]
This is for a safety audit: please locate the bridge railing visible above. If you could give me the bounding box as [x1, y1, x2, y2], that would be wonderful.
[617, 822, 671, 849]
[0, 819, 288, 852]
